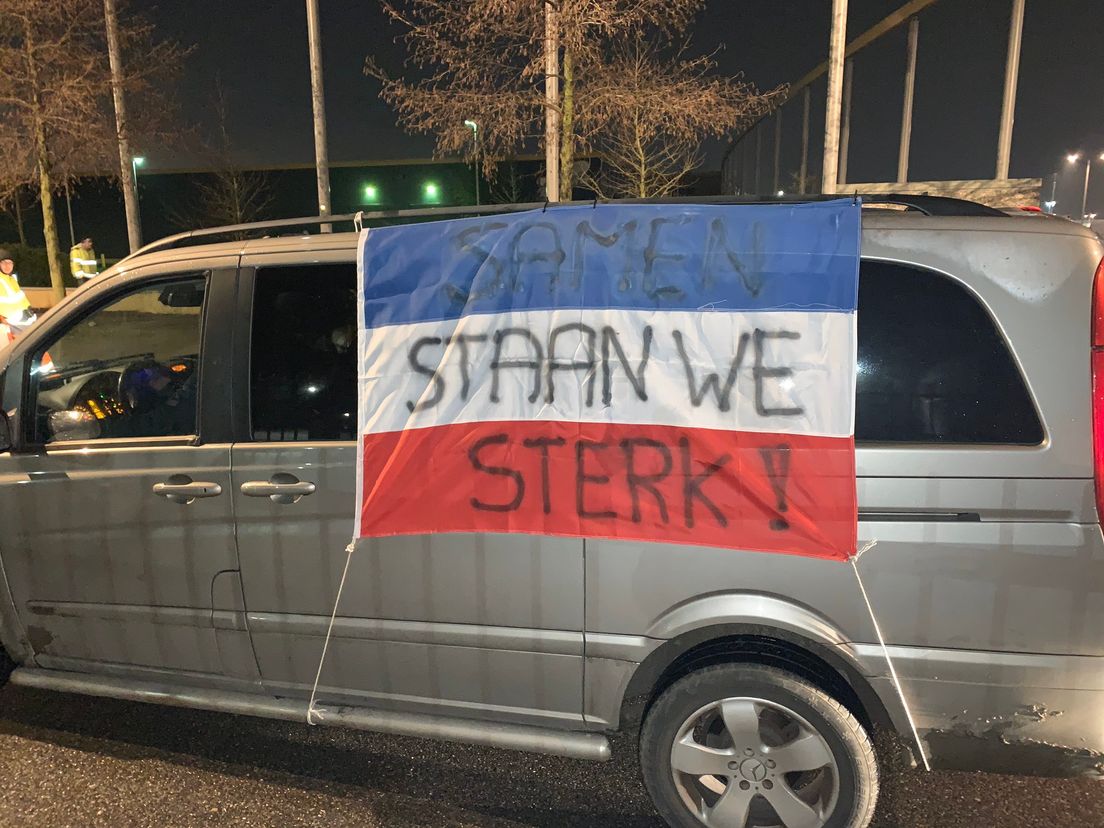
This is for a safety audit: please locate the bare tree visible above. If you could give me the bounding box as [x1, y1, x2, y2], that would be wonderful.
[0, 135, 34, 246]
[0, 192, 31, 246]
[368, 0, 700, 201]
[189, 168, 274, 234]
[488, 161, 530, 204]
[554, 0, 700, 200]
[583, 39, 784, 199]
[0, 0, 185, 299]
[0, 0, 114, 299]
[189, 82, 274, 231]
[161, 81, 272, 235]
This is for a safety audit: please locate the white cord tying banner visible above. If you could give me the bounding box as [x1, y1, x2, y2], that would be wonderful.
[849, 542, 931, 772]
[307, 540, 357, 726]
[854, 539, 878, 560]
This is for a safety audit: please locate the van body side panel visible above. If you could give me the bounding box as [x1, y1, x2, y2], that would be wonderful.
[233, 442, 586, 727]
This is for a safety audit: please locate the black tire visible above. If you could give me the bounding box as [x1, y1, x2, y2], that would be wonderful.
[640, 664, 878, 828]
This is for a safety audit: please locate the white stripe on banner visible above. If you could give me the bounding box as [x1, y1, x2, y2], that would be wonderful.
[359, 308, 854, 439]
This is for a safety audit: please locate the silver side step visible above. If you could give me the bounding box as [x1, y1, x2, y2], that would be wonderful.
[11, 667, 611, 762]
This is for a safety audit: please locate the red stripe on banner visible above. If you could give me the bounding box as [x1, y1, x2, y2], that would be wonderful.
[359, 421, 856, 561]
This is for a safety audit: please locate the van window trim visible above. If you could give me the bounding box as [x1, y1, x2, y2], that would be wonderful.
[40, 434, 200, 452]
[241, 261, 359, 444]
[854, 256, 1047, 448]
[18, 272, 214, 452]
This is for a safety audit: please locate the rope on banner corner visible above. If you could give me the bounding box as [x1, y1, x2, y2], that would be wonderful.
[849, 539, 931, 772]
[306, 540, 357, 726]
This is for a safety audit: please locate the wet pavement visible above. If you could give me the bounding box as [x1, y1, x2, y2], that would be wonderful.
[0, 683, 1101, 827]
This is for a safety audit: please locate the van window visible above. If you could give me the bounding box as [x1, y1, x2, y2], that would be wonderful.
[856, 260, 1043, 444]
[249, 259, 1043, 446]
[29, 277, 206, 443]
[250, 264, 357, 441]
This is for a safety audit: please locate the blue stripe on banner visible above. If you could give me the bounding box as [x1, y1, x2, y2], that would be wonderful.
[360, 200, 860, 330]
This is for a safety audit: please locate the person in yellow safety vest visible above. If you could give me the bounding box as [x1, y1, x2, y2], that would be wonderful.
[70, 237, 99, 281]
[0, 248, 35, 345]
[0, 249, 51, 370]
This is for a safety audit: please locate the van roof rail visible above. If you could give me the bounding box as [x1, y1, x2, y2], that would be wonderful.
[120, 193, 1006, 263]
[613, 193, 1008, 217]
[119, 203, 554, 263]
[847, 193, 1009, 217]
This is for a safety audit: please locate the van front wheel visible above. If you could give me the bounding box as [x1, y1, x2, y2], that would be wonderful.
[640, 664, 878, 828]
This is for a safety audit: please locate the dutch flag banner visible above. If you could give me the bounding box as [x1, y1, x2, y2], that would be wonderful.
[354, 201, 859, 561]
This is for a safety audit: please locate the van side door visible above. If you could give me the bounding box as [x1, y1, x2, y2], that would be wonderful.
[0, 264, 257, 685]
[230, 254, 586, 727]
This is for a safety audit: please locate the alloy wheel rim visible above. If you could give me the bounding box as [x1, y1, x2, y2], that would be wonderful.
[669, 696, 840, 828]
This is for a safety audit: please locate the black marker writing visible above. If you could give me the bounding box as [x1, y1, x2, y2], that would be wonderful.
[673, 330, 751, 412]
[469, 434, 525, 511]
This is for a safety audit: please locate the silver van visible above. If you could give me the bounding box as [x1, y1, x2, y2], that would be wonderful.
[1, 196, 1101, 828]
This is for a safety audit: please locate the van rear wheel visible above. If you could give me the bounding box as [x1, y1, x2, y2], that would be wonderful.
[640, 664, 878, 828]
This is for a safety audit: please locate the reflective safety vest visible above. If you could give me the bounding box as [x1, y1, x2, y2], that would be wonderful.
[0, 271, 30, 320]
[2, 320, 52, 369]
[70, 246, 99, 279]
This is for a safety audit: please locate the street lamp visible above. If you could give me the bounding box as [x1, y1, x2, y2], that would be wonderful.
[464, 119, 480, 206]
[1066, 152, 1104, 221]
[131, 156, 145, 242]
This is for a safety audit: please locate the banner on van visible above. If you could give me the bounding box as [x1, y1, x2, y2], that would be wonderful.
[355, 201, 859, 560]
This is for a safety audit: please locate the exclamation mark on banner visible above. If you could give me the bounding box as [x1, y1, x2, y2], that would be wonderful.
[758, 445, 791, 530]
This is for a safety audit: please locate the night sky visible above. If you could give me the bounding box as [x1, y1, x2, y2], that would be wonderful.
[150, 0, 1104, 212]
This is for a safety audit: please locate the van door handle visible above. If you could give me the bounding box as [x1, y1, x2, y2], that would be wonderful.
[152, 475, 223, 505]
[240, 473, 316, 504]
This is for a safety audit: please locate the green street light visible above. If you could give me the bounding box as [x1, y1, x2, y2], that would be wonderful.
[423, 181, 441, 203]
[364, 184, 380, 203]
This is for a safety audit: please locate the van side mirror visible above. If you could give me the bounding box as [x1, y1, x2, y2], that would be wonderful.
[0, 410, 11, 453]
[158, 283, 205, 308]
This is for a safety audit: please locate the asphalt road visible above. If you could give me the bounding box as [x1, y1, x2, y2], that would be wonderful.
[0, 683, 1101, 828]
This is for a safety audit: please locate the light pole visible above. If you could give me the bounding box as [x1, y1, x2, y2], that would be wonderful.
[131, 156, 145, 245]
[104, 0, 141, 252]
[821, 0, 849, 193]
[996, 0, 1026, 180]
[64, 183, 75, 247]
[464, 119, 480, 205]
[543, 1, 560, 201]
[305, 0, 332, 230]
[1044, 172, 1058, 213]
[1067, 152, 1104, 221]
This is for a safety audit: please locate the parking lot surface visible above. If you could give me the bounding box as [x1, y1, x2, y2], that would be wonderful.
[0, 684, 1101, 827]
